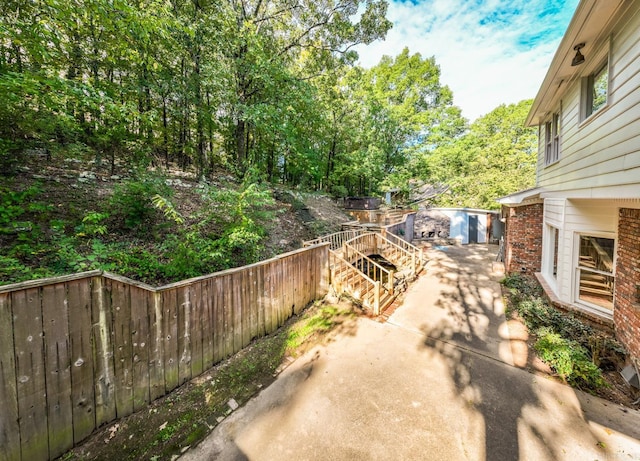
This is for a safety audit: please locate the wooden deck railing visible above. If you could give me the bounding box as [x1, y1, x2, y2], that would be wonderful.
[343, 244, 394, 295]
[303, 229, 367, 251]
[329, 252, 383, 315]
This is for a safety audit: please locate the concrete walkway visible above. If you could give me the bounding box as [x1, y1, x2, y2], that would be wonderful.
[181, 244, 640, 461]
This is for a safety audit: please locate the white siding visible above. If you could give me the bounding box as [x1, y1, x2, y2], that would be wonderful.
[537, 6, 640, 196]
[440, 210, 487, 244]
[544, 198, 565, 227]
[443, 210, 467, 244]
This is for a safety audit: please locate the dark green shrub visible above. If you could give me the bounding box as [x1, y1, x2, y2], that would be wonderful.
[502, 274, 627, 391]
[109, 175, 171, 229]
[535, 328, 606, 389]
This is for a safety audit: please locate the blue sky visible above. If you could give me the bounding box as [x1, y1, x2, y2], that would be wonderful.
[354, 0, 580, 121]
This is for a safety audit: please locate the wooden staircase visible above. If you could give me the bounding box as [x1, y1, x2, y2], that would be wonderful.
[304, 231, 424, 315]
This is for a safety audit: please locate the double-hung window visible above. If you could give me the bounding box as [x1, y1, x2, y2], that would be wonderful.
[582, 58, 609, 120]
[544, 112, 560, 165]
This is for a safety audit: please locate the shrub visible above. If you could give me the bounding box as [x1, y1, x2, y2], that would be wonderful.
[109, 175, 171, 229]
[535, 328, 606, 389]
[501, 274, 626, 391]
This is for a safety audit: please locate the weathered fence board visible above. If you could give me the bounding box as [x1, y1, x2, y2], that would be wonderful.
[67, 279, 96, 443]
[190, 282, 204, 377]
[111, 279, 133, 418]
[177, 286, 192, 386]
[14, 287, 49, 461]
[162, 288, 179, 392]
[131, 286, 151, 411]
[42, 283, 73, 459]
[0, 292, 20, 461]
[91, 276, 116, 426]
[0, 244, 329, 461]
[148, 292, 164, 402]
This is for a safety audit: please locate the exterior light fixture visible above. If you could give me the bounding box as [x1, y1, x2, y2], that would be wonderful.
[571, 43, 585, 66]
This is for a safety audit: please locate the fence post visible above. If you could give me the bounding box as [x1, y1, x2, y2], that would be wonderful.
[412, 251, 416, 275]
[374, 280, 381, 316]
[388, 270, 394, 296]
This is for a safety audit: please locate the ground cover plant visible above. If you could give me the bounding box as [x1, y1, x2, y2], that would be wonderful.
[0, 165, 285, 286]
[501, 274, 628, 393]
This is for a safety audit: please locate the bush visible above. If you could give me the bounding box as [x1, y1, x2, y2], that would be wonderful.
[109, 175, 171, 229]
[535, 328, 606, 389]
[501, 274, 626, 391]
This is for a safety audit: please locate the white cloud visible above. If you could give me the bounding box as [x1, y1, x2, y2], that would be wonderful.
[354, 0, 579, 121]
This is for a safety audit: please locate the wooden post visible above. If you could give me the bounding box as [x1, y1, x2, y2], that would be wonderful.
[388, 270, 395, 296]
[412, 251, 416, 275]
[374, 281, 381, 316]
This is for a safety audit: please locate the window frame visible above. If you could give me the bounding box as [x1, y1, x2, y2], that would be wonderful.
[572, 232, 616, 314]
[542, 224, 560, 291]
[544, 112, 560, 166]
[581, 54, 610, 122]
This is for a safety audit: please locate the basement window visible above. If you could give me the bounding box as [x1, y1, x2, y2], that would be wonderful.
[576, 235, 615, 311]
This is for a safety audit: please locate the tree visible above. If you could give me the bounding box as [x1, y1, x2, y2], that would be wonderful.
[425, 99, 537, 210]
[217, 0, 392, 174]
[326, 48, 466, 196]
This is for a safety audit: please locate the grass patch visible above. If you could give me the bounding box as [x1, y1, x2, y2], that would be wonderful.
[59, 300, 357, 461]
[501, 274, 625, 391]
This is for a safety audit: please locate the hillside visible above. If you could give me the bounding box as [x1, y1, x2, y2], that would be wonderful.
[0, 152, 353, 286]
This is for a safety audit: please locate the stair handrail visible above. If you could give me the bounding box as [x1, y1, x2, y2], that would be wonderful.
[343, 243, 395, 295]
[373, 233, 424, 273]
[329, 251, 382, 314]
[303, 229, 367, 251]
[382, 231, 422, 255]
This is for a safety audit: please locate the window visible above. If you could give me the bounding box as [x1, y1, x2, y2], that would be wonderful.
[552, 227, 559, 279]
[576, 235, 615, 311]
[583, 60, 609, 119]
[543, 225, 560, 282]
[544, 112, 560, 165]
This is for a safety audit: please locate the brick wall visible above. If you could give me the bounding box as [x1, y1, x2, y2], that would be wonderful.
[614, 208, 640, 365]
[503, 203, 543, 274]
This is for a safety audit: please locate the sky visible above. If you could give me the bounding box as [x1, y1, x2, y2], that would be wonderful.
[354, 0, 580, 122]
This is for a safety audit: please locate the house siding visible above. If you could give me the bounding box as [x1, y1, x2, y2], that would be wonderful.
[503, 0, 640, 365]
[536, 5, 640, 196]
[615, 208, 640, 364]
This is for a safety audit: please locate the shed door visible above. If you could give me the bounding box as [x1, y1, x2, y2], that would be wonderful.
[468, 215, 478, 244]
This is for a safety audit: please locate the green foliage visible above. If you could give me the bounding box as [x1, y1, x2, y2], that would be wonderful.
[426, 100, 537, 209]
[76, 212, 109, 237]
[502, 275, 626, 391]
[0, 255, 54, 284]
[109, 176, 171, 229]
[535, 328, 606, 389]
[0, 184, 43, 231]
[152, 195, 184, 225]
[109, 246, 162, 283]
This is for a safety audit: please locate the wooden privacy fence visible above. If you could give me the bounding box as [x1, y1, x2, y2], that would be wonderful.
[0, 244, 329, 461]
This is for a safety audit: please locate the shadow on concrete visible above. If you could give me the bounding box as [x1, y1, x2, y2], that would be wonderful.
[420, 244, 610, 461]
